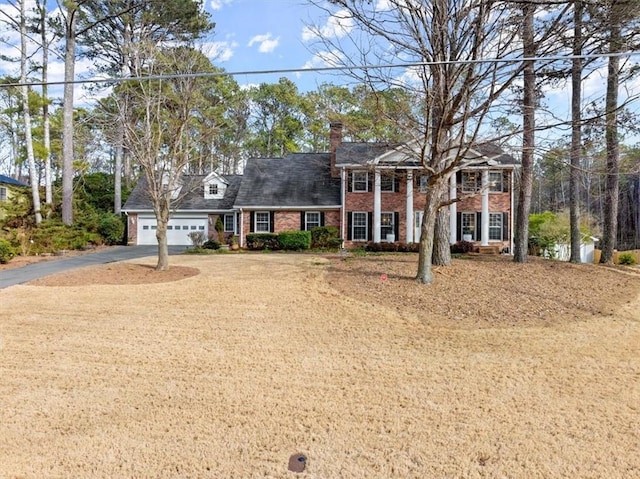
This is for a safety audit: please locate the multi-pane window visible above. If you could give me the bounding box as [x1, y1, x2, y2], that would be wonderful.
[208, 184, 218, 195]
[352, 171, 368, 192]
[461, 212, 476, 239]
[489, 213, 503, 240]
[489, 171, 504, 192]
[224, 214, 235, 232]
[462, 172, 480, 192]
[305, 211, 321, 230]
[0, 186, 6, 201]
[381, 212, 394, 239]
[255, 211, 270, 232]
[352, 212, 368, 241]
[418, 175, 429, 193]
[381, 173, 395, 192]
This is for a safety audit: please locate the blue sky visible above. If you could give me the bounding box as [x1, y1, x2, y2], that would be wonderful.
[204, 0, 350, 91]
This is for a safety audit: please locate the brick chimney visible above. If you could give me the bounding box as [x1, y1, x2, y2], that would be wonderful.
[329, 122, 343, 178]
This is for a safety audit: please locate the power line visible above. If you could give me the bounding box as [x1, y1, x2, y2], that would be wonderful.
[1, 51, 639, 89]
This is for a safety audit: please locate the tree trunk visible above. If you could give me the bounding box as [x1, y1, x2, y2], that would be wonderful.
[600, 19, 621, 264]
[432, 204, 451, 266]
[514, 3, 535, 263]
[61, 5, 77, 225]
[416, 180, 447, 284]
[569, 0, 583, 263]
[38, 0, 52, 207]
[20, 0, 42, 225]
[155, 204, 170, 271]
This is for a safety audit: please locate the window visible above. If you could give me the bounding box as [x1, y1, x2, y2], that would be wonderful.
[167, 226, 173, 230]
[0, 186, 6, 201]
[381, 212, 395, 240]
[208, 184, 218, 195]
[462, 172, 480, 192]
[489, 213, 503, 240]
[489, 171, 504, 192]
[461, 212, 476, 240]
[255, 211, 270, 232]
[352, 171, 368, 192]
[305, 211, 321, 230]
[224, 214, 235, 232]
[418, 175, 429, 193]
[352, 212, 368, 241]
[381, 173, 395, 192]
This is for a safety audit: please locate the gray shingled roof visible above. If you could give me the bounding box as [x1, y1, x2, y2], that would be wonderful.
[335, 141, 516, 167]
[123, 174, 242, 211]
[234, 153, 341, 207]
[0, 174, 28, 187]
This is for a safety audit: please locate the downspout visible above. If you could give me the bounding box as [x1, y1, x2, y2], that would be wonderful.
[239, 208, 244, 248]
[341, 167, 346, 248]
[511, 169, 515, 254]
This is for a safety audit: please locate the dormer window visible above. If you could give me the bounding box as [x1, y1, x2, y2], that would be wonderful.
[208, 184, 218, 196]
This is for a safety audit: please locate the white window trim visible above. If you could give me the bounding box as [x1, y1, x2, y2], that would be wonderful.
[461, 172, 480, 193]
[488, 212, 503, 241]
[305, 211, 321, 230]
[381, 173, 395, 192]
[461, 212, 476, 240]
[224, 214, 235, 233]
[418, 175, 429, 193]
[352, 211, 368, 242]
[255, 211, 270, 233]
[352, 171, 368, 192]
[204, 182, 225, 199]
[489, 171, 503, 193]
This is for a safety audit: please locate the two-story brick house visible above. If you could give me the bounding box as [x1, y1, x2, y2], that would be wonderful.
[123, 123, 517, 251]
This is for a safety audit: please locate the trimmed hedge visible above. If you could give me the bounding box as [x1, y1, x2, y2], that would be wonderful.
[364, 242, 419, 253]
[278, 230, 311, 251]
[246, 233, 280, 250]
[310, 226, 341, 249]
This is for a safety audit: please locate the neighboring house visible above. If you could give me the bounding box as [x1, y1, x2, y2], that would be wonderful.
[0, 174, 29, 221]
[123, 123, 517, 251]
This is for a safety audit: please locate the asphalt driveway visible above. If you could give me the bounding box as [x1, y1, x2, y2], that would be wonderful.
[0, 246, 187, 289]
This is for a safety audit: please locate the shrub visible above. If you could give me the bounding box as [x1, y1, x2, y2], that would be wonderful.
[188, 231, 206, 249]
[310, 226, 341, 249]
[618, 252, 637, 265]
[0, 238, 15, 264]
[246, 233, 279, 250]
[450, 240, 475, 254]
[202, 239, 220, 250]
[29, 221, 99, 254]
[278, 230, 311, 251]
[99, 213, 125, 245]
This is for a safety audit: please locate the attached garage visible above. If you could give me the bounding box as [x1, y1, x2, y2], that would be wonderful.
[137, 215, 208, 246]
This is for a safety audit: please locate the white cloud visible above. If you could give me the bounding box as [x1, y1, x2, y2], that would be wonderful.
[203, 40, 238, 62]
[374, 0, 393, 11]
[209, 0, 234, 10]
[300, 50, 345, 71]
[302, 9, 354, 42]
[248, 33, 279, 54]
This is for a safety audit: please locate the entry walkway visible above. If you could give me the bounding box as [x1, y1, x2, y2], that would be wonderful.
[0, 246, 186, 289]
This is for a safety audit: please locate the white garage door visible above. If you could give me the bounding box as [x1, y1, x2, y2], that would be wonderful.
[137, 215, 208, 245]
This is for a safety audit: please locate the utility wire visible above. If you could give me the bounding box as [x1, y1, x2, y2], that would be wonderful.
[0, 51, 639, 89]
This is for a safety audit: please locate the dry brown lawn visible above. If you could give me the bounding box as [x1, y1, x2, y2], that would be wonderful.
[1, 252, 639, 478]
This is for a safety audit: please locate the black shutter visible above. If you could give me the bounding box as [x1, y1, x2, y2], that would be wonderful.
[476, 212, 482, 242]
[394, 212, 400, 240]
[300, 212, 305, 230]
[270, 212, 275, 233]
[347, 172, 353, 192]
[367, 173, 373, 192]
[503, 170, 510, 192]
[503, 212, 509, 241]
[367, 212, 373, 241]
[456, 171, 462, 188]
[394, 174, 400, 193]
[456, 212, 462, 241]
[320, 212, 325, 227]
[347, 212, 353, 240]
[250, 211, 255, 233]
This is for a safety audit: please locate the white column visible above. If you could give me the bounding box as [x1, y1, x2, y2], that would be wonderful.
[406, 171, 414, 243]
[373, 170, 381, 243]
[449, 173, 457, 244]
[481, 169, 490, 246]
